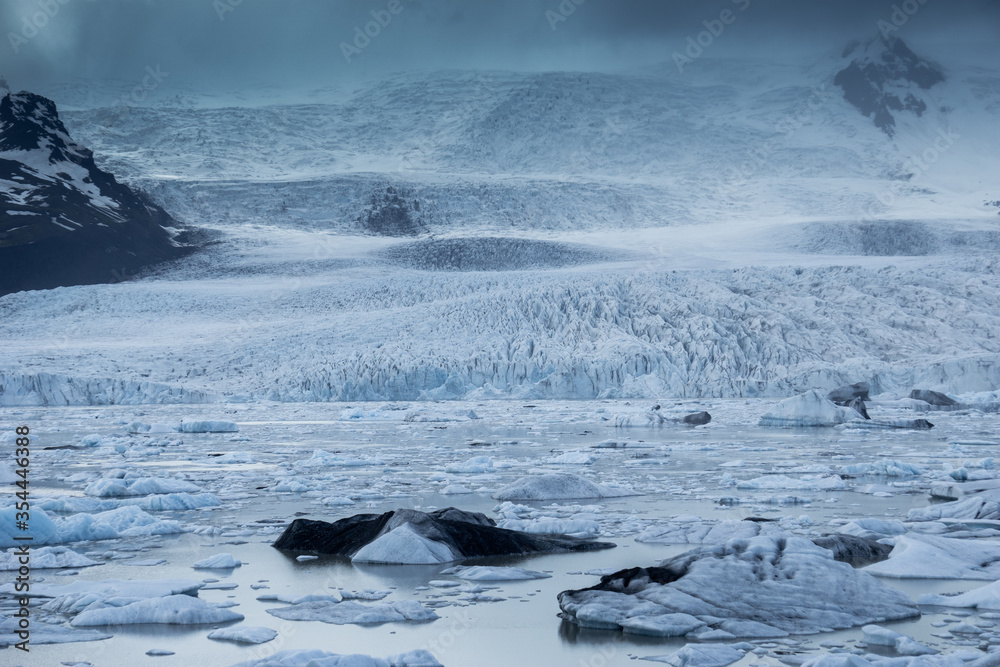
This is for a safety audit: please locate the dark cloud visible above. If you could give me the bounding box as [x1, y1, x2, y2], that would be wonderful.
[2, 0, 997, 91]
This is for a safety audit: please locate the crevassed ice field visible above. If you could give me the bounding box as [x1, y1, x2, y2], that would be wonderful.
[3, 35, 1000, 667]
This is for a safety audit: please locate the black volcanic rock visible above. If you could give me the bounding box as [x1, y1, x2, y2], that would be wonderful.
[682, 411, 712, 425]
[834, 36, 944, 136]
[0, 89, 190, 295]
[910, 389, 958, 406]
[273, 507, 615, 564]
[827, 381, 870, 404]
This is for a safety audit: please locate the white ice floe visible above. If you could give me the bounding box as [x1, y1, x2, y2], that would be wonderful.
[636, 519, 784, 545]
[496, 517, 601, 538]
[84, 473, 201, 497]
[265, 599, 439, 625]
[0, 616, 112, 646]
[759, 391, 861, 427]
[493, 473, 635, 500]
[909, 491, 1000, 521]
[861, 624, 936, 656]
[445, 455, 495, 473]
[734, 474, 846, 491]
[193, 553, 242, 569]
[0, 505, 184, 548]
[641, 642, 753, 666]
[840, 460, 925, 476]
[864, 534, 1000, 579]
[71, 593, 244, 626]
[439, 565, 551, 581]
[836, 518, 907, 540]
[229, 648, 443, 667]
[351, 523, 457, 564]
[558, 536, 918, 638]
[208, 626, 278, 644]
[0, 545, 99, 570]
[178, 420, 239, 433]
[919, 580, 1000, 609]
[294, 449, 384, 468]
[440, 484, 474, 495]
[549, 450, 597, 465]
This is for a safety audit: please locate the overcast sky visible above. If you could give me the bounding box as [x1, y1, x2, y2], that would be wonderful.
[2, 0, 998, 90]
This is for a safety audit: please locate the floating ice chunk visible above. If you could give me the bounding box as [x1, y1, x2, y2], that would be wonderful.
[759, 391, 860, 427]
[445, 456, 494, 473]
[497, 517, 600, 538]
[641, 642, 752, 666]
[266, 599, 439, 625]
[229, 649, 443, 667]
[558, 536, 917, 637]
[212, 451, 256, 463]
[837, 518, 906, 540]
[439, 565, 551, 581]
[493, 473, 636, 500]
[440, 484, 473, 495]
[294, 449, 383, 468]
[0, 464, 16, 484]
[909, 491, 1000, 521]
[549, 450, 597, 465]
[0, 506, 59, 547]
[862, 624, 936, 655]
[8, 577, 203, 602]
[0, 616, 111, 646]
[636, 519, 780, 545]
[193, 553, 242, 569]
[134, 492, 221, 511]
[127, 422, 175, 434]
[85, 475, 201, 497]
[178, 421, 239, 433]
[919, 580, 1000, 609]
[736, 475, 846, 491]
[207, 626, 278, 644]
[80, 434, 103, 447]
[71, 593, 244, 626]
[352, 524, 458, 564]
[865, 534, 1000, 579]
[840, 460, 925, 476]
[0, 546, 99, 570]
[54, 505, 185, 542]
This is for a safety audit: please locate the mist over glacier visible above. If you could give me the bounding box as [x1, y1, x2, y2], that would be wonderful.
[1, 1, 999, 405]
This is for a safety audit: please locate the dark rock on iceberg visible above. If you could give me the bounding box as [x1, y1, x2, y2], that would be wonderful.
[827, 381, 870, 404]
[847, 397, 870, 420]
[811, 535, 892, 567]
[273, 507, 615, 564]
[557, 536, 918, 638]
[834, 36, 943, 136]
[682, 411, 712, 425]
[0, 89, 191, 295]
[910, 389, 957, 406]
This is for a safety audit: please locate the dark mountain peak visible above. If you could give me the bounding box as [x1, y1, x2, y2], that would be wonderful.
[0, 88, 192, 296]
[834, 35, 944, 137]
[0, 90, 93, 165]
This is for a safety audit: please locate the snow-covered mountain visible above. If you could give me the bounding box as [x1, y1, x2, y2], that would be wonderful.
[0, 88, 189, 295]
[1, 35, 999, 405]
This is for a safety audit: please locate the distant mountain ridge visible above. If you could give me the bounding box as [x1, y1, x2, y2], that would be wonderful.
[0, 87, 189, 295]
[834, 35, 945, 136]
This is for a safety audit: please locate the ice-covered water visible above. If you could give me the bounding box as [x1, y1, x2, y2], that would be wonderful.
[3, 400, 1000, 665]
